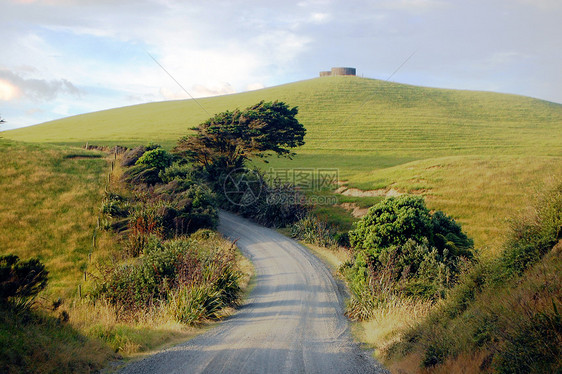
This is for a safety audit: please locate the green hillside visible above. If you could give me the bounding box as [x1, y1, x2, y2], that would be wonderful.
[5, 76, 561, 155]
[4, 76, 562, 252]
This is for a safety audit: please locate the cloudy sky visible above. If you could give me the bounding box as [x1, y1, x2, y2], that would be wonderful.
[1, 0, 560, 130]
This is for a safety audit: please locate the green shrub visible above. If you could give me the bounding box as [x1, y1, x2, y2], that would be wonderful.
[159, 161, 200, 184]
[350, 195, 433, 252]
[96, 234, 240, 322]
[99, 239, 188, 310]
[136, 148, 172, 170]
[422, 333, 453, 367]
[220, 169, 309, 228]
[121, 144, 160, 167]
[168, 285, 223, 325]
[334, 232, 351, 248]
[100, 192, 130, 218]
[153, 183, 218, 237]
[345, 273, 378, 321]
[290, 214, 336, 248]
[346, 196, 473, 308]
[122, 164, 162, 185]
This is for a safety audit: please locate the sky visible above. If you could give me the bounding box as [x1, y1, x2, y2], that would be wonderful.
[0, 0, 561, 130]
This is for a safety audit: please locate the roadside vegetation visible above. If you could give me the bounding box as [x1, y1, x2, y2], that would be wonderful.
[344, 196, 474, 320]
[291, 180, 561, 373]
[383, 181, 561, 373]
[0, 138, 252, 373]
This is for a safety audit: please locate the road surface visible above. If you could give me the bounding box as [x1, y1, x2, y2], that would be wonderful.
[119, 211, 387, 374]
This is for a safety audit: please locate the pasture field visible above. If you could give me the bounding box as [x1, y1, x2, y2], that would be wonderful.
[4, 76, 562, 251]
[0, 139, 112, 297]
[5, 76, 561, 155]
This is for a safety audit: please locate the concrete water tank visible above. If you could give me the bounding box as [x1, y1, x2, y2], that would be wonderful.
[331, 67, 356, 76]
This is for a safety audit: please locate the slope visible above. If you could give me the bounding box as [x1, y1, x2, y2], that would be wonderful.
[3, 76, 562, 251]
[4, 77, 561, 158]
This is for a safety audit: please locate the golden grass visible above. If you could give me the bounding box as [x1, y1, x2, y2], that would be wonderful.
[386, 351, 489, 374]
[350, 155, 562, 256]
[354, 299, 432, 361]
[67, 298, 199, 356]
[300, 241, 351, 270]
[0, 140, 114, 297]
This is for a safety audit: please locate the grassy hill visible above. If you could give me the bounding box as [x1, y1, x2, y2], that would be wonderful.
[2, 76, 561, 373]
[5, 77, 561, 155]
[0, 139, 118, 372]
[4, 76, 562, 252]
[0, 139, 112, 297]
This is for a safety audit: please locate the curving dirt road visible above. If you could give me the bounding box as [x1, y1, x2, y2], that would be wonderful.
[119, 211, 387, 374]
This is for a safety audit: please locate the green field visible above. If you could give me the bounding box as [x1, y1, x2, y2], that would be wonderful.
[0, 139, 112, 297]
[4, 76, 562, 252]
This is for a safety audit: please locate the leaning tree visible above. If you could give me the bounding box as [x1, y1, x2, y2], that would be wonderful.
[174, 101, 306, 176]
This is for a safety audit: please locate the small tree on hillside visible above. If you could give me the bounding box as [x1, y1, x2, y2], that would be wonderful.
[173, 101, 306, 175]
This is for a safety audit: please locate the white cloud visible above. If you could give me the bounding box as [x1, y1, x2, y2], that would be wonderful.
[0, 69, 80, 101]
[192, 83, 236, 98]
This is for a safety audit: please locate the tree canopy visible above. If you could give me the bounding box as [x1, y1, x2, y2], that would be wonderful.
[174, 101, 305, 172]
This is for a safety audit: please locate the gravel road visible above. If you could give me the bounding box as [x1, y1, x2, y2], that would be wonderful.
[119, 211, 387, 374]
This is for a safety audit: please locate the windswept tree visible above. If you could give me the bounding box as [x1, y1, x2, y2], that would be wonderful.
[174, 101, 306, 174]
